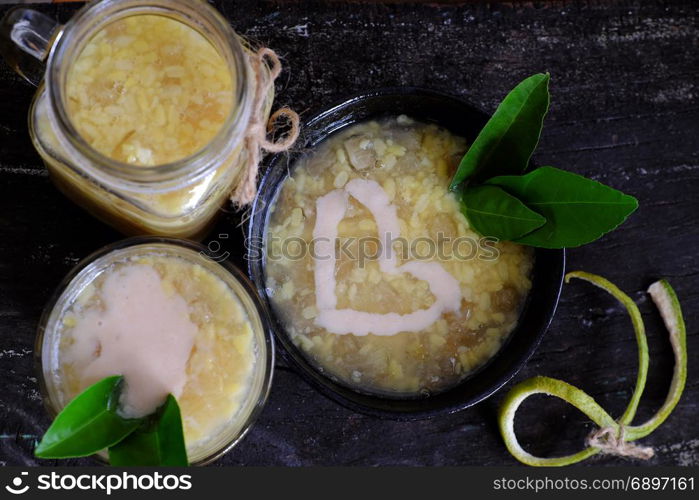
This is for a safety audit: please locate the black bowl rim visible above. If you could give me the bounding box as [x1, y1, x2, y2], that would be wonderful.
[247, 87, 565, 420]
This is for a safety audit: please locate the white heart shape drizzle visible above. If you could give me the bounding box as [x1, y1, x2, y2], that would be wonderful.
[313, 179, 462, 336]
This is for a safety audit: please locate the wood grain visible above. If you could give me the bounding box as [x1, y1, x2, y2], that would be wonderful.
[0, 0, 696, 466]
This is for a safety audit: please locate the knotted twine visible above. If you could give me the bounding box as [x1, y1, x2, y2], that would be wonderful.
[231, 47, 300, 206]
[587, 426, 654, 460]
[498, 273, 687, 466]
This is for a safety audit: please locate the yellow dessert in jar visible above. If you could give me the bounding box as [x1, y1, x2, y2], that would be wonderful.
[29, 6, 268, 238]
[65, 15, 233, 166]
[40, 242, 271, 463]
[265, 116, 534, 396]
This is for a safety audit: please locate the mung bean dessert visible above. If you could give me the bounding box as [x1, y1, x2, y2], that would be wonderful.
[265, 116, 534, 397]
[65, 14, 233, 165]
[49, 251, 261, 459]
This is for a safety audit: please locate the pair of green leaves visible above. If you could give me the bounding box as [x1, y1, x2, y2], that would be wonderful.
[451, 73, 638, 248]
[35, 376, 188, 466]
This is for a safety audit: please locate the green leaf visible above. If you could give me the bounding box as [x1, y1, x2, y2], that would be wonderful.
[449, 73, 550, 190]
[109, 395, 188, 466]
[35, 376, 142, 459]
[460, 185, 546, 241]
[487, 166, 638, 248]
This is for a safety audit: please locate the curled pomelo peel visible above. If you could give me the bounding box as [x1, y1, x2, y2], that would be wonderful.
[498, 272, 687, 466]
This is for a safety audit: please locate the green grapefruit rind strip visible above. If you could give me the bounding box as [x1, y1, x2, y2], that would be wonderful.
[627, 279, 687, 439]
[498, 376, 613, 466]
[565, 271, 649, 426]
[497, 273, 687, 466]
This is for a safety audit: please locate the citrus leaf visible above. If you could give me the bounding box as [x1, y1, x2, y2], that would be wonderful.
[449, 73, 550, 190]
[487, 166, 638, 248]
[460, 185, 546, 241]
[35, 376, 142, 459]
[109, 394, 188, 466]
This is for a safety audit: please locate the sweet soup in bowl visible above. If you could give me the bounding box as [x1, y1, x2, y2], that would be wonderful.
[37, 239, 273, 464]
[263, 116, 534, 397]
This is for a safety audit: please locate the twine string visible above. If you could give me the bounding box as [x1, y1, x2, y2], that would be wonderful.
[587, 425, 654, 460]
[498, 274, 686, 466]
[232, 47, 300, 206]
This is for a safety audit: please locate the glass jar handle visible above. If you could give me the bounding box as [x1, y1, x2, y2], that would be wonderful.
[0, 8, 61, 87]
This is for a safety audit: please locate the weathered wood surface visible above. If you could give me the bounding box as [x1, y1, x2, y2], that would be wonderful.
[0, 0, 697, 466]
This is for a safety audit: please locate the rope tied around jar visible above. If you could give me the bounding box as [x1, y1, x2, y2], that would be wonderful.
[232, 47, 300, 207]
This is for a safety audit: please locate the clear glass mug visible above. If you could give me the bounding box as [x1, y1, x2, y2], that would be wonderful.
[0, 0, 273, 239]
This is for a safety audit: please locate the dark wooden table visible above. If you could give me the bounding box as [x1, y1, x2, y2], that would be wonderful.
[0, 0, 697, 466]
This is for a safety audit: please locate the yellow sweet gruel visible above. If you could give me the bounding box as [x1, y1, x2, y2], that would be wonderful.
[498, 271, 687, 466]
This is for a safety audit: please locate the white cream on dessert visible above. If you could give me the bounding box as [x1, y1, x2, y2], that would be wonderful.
[265, 117, 534, 394]
[65, 264, 197, 418]
[50, 248, 264, 461]
[313, 178, 462, 336]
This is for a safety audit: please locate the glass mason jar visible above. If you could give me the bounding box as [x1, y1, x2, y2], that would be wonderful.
[36, 237, 275, 465]
[1, 0, 272, 239]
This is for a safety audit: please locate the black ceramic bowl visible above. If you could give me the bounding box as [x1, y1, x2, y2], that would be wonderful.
[247, 88, 565, 420]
